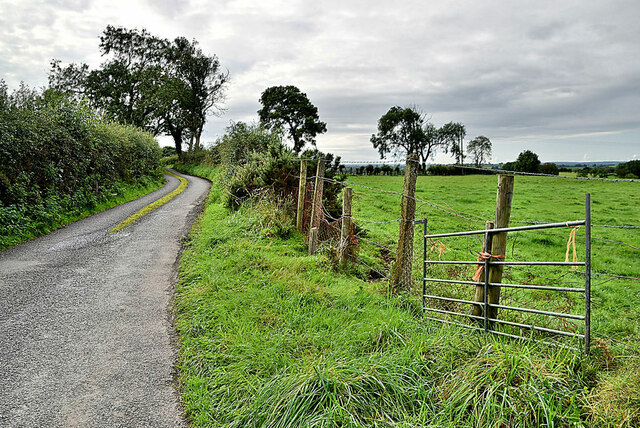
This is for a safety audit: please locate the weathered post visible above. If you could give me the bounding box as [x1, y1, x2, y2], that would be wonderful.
[296, 160, 307, 232]
[308, 227, 319, 256]
[389, 154, 419, 294]
[339, 187, 353, 268]
[308, 159, 325, 255]
[472, 221, 494, 319]
[487, 174, 515, 319]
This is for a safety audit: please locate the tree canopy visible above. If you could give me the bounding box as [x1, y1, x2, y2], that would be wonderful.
[466, 135, 492, 167]
[503, 150, 541, 173]
[370, 106, 455, 171]
[257, 85, 326, 154]
[439, 122, 466, 165]
[49, 25, 228, 155]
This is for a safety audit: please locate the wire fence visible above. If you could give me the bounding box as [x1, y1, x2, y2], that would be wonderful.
[291, 158, 639, 352]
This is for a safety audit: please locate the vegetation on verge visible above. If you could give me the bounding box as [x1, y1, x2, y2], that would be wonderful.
[175, 164, 640, 427]
[172, 119, 639, 426]
[0, 83, 163, 250]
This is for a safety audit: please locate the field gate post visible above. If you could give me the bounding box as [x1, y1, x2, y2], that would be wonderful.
[487, 174, 515, 319]
[585, 193, 591, 355]
[308, 159, 325, 255]
[296, 160, 307, 232]
[389, 154, 419, 294]
[472, 221, 494, 321]
[340, 187, 353, 268]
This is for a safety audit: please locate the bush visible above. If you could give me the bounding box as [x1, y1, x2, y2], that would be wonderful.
[428, 165, 461, 176]
[539, 162, 559, 175]
[0, 83, 162, 247]
[616, 160, 640, 179]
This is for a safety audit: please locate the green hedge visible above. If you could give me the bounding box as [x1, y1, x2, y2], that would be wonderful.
[0, 85, 162, 248]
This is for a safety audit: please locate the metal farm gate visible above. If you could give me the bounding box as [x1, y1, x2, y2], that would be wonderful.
[421, 194, 592, 354]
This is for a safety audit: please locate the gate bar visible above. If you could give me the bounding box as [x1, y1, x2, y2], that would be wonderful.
[425, 220, 585, 239]
[423, 277, 586, 293]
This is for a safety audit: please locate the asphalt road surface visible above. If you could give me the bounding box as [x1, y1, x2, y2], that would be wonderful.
[0, 170, 210, 427]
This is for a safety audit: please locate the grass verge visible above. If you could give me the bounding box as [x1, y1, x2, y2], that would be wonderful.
[0, 176, 164, 251]
[175, 165, 640, 427]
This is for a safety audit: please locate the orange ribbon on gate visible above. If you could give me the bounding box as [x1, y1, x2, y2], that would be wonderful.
[472, 252, 506, 282]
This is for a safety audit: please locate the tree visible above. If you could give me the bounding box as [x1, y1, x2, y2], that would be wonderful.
[466, 135, 492, 167]
[166, 37, 228, 151]
[616, 160, 640, 179]
[370, 106, 444, 171]
[257, 85, 326, 154]
[503, 150, 541, 173]
[439, 122, 466, 165]
[539, 162, 559, 175]
[49, 25, 228, 155]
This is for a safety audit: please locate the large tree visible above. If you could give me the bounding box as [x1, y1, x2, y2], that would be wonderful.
[49, 25, 228, 155]
[503, 150, 541, 173]
[257, 85, 326, 154]
[370, 106, 443, 171]
[466, 135, 492, 167]
[166, 37, 228, 151]
[439, 122, 466, 165]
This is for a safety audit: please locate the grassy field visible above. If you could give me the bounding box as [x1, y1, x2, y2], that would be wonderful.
[175, 165, 640, 427]
[348, 174, 640, 346]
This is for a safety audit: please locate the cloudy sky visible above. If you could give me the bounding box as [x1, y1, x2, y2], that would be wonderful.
[1, 0, 639, 162]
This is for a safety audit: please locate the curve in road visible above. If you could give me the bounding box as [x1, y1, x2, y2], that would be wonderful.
[0, 170, 210, 427]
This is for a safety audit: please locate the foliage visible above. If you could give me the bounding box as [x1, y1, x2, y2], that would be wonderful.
[49, 25, 228, 155]
[439, 121, 466, 164]
[0, 83, 162, 249]
[175, 168, 640, 426]
[466, 135, 492, 167]
[427, 164, 493, 176]
[371, 106, 470, 171]
[258, 85, 327, 154]
[161, 146, 177, 157]
[539, 162, 560, 175]
[616, 160, 640, 179]
[502, 150, 541, 173]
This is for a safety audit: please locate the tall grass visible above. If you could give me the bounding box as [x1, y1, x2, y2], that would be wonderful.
[175, 165, 640, 427]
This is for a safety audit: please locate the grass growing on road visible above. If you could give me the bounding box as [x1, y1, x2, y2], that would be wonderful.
[0, 177, 164, 251]
[176, 166, 640, 427]
[110, 170, 187, 233]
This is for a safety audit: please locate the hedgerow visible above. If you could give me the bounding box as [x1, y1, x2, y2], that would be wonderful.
[0, 82, 162, 248]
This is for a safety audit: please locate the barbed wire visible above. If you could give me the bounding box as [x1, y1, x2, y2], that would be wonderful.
[297, 173, 640, 232]
[450, 164, 639, 183]
[351, 216, 401, 224]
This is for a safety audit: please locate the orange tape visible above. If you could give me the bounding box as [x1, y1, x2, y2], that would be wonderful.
[472, 251, 506, 282]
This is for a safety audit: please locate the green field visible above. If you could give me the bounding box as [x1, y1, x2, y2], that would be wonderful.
[348, 174, 640, 345]
[175, 166, 640, 427]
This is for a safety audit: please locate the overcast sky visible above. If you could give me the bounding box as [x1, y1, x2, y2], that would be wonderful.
[1, 0, 639, 162]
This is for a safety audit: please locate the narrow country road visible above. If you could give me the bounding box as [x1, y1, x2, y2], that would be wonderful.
[0, 170, 210, 427]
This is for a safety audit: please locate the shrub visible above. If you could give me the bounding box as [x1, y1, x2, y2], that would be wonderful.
[616, 160, 640, 179]
[539, 162, 559, 175]
[0, 83, 162, 247]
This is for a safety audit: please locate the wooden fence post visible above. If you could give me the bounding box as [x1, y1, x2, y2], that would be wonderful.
[308, 227, 319, 256]
[296, 160, 307, 232]
[308, 159, 325, 255]
[487, 174, 514, 319]
[340, 187, 353, 268]
[389, 154, 419, 294]
[472, 221, 494, 318]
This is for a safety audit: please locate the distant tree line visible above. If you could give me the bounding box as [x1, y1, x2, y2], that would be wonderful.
[50, 25, 228, 155]
[368, 105, 492, 171]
